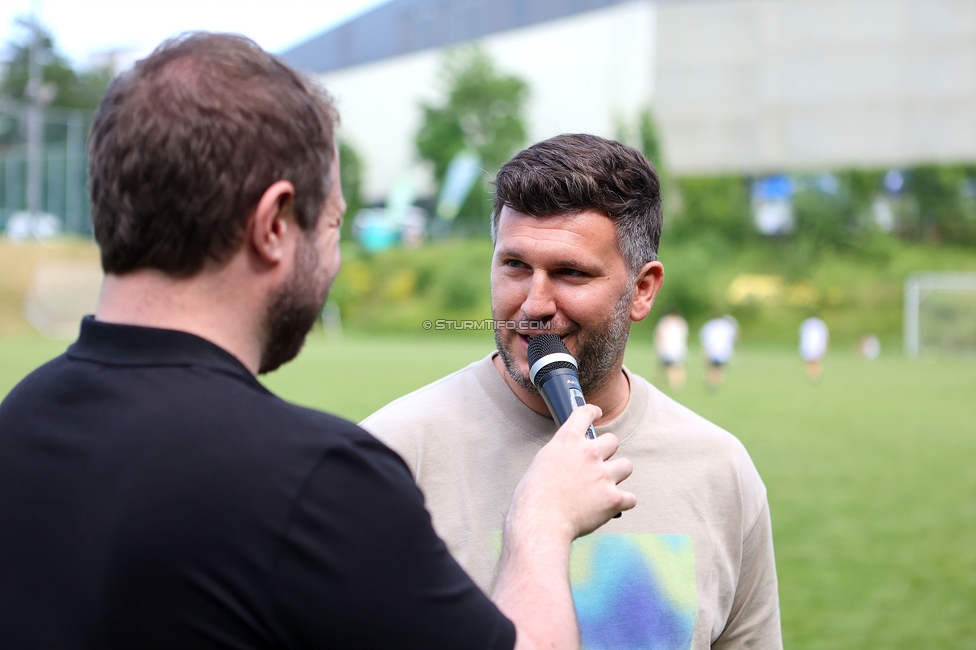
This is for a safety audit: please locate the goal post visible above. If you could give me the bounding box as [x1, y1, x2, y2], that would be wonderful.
[904, 272, 976, 358]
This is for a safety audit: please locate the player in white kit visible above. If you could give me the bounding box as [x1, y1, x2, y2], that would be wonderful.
[700, 315, 739, 390]
[654, 311, 689, 391]
[799, 316, 829, 382]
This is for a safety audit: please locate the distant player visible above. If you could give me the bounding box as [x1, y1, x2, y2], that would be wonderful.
[654, 309, 688, 391]
[859, 333, 881, 360]
[700, 315, 739, 390]
[800, 316, 829, 382]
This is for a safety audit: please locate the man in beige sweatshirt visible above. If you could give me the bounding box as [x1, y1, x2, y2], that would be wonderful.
[362, 134, 782, 649]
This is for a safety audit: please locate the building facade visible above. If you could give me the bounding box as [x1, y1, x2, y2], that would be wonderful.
[283, 0, 976, 202]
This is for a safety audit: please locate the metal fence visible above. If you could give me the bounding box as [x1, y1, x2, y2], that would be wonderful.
[0, 98, 92, 236]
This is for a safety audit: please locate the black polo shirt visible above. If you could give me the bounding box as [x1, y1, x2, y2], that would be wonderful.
[0, 317, 515, 649]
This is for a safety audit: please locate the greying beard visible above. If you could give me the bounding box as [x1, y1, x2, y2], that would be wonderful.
[258, 235, 324, 375]
[493, 287, 634, 395]
[494, 323, 536, 394]
[574, 288, 633, 394]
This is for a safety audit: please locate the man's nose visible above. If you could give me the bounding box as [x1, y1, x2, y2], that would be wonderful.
[521, 270, 556, 322]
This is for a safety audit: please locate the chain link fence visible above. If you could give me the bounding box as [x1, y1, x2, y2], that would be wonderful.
[0, 98, 92, 237]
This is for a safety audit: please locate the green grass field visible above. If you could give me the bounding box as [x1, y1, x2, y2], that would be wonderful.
[2, 332, 974, 648]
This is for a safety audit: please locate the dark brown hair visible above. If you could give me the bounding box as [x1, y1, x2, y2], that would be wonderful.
[88, 32, 338, 276]
[492, 133, 662, 274]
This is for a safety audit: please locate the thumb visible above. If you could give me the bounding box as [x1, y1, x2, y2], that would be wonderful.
[552, 404, 602, 441]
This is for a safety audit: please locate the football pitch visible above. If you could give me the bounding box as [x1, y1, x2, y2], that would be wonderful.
[2, 333, 974, 648]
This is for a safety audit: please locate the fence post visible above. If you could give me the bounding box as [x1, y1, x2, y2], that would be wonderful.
[66, 111, 85, 233]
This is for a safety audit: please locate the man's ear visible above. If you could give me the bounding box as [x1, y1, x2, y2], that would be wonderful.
[630, 261, 665, 322]
[250, 180, 297, 264]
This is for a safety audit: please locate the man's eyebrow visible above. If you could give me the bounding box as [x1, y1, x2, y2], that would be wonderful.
[550, 260, 599, 273]
[494, 249, 599, 273]
[493, 247, 523, 259]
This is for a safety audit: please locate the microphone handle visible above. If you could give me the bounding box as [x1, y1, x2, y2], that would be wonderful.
[538, 367, 619, 518]
[537, 368, 597, 439]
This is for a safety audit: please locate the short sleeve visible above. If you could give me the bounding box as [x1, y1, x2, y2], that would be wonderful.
[713, 500, 783, 649]
[269, 434, 516, 650]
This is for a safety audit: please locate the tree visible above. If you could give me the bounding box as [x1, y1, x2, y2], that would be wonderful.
[338, 139, 365, 239]
[614, 108, 666, 179]
[415, 45, 529, 228]
[1, 17, 110, 111]
[908, 164, 976, 246]
[615, 108, 681, 231]
[671, 175, 752, 246]
[1, 16, 112, 156]
[637, 109, 662, 171]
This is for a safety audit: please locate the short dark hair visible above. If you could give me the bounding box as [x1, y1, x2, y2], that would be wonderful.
[492, 134, 662, 274]
[88, 32, 338, 276]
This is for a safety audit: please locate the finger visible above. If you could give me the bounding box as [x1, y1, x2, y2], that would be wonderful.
[604, 457, 634, 484]
[617, 490, 638, 512]
[592, 431, 620, 460]
[554, 404, 602, 439]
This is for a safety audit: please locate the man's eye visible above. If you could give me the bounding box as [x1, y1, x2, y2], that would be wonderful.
[505, 259, 527, 269]
[560, 268, 586, 277]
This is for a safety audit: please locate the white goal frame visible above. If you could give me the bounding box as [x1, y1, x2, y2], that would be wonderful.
[904, 272, 976, 358]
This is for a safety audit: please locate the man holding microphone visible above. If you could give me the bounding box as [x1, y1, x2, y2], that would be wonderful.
[0, 33, 634, 649]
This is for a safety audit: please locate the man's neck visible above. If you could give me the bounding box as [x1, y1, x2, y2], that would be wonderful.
[95, 265, 264, 375]
[491, 353, 631, 427]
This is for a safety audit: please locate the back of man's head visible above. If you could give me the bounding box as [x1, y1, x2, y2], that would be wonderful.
[491, 133, 662, 275]
[88, 32, 338, 277]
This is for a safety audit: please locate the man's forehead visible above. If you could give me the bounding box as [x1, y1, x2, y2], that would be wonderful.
[493, 207, 623, 260]
[500, 203, 612, 221]
[495, 206, 616, 238]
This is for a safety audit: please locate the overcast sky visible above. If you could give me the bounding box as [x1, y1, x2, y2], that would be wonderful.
[0, 0, 389, 68]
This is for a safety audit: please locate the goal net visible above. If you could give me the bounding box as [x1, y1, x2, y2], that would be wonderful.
[904, 273, 976, 357]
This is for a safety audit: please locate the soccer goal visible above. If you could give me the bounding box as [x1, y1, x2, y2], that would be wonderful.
[904, 272, 976, 358]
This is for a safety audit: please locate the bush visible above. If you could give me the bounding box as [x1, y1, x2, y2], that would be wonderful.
[908, 164, 976, 245]
[330, 239, 494, 334]
[669, 175, 752, 245]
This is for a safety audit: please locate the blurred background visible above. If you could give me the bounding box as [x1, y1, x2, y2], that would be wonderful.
[1, 0, 974, 648]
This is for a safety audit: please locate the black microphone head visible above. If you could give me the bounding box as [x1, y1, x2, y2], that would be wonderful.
[527, 334, 577, 387]
[527, 333, 569, 366]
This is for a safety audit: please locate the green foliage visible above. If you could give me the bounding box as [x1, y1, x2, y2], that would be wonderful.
[639, 235, 976, 348]
[907, 163, 976, 245]
[791, 183, 854, 256]
[666, 164, 976, 274]
[1, 18, 111, 111]
[615, 108, 665, 170]
[638, 109, 663, 169]
[415, 45, 529, 226]
[0, 17, 109, 159]
[325, 231, 976, 353]
[837, 168, 886, 227]
[647, 236, 726, 325]
[440, 255, 488, 311]
[338, 140, 365, 239]
[329, 239, 493, 333]
[668, 175, 752, 245]
[615, 108, 671, 209]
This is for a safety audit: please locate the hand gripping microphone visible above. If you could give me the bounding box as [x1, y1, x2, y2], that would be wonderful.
[527, 334, 597, 440]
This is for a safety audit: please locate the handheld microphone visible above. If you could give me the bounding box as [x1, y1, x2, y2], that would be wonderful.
[527, 334, 597, 440]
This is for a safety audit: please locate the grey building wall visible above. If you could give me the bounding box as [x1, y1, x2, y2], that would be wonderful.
[655, 0, 976, 174]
